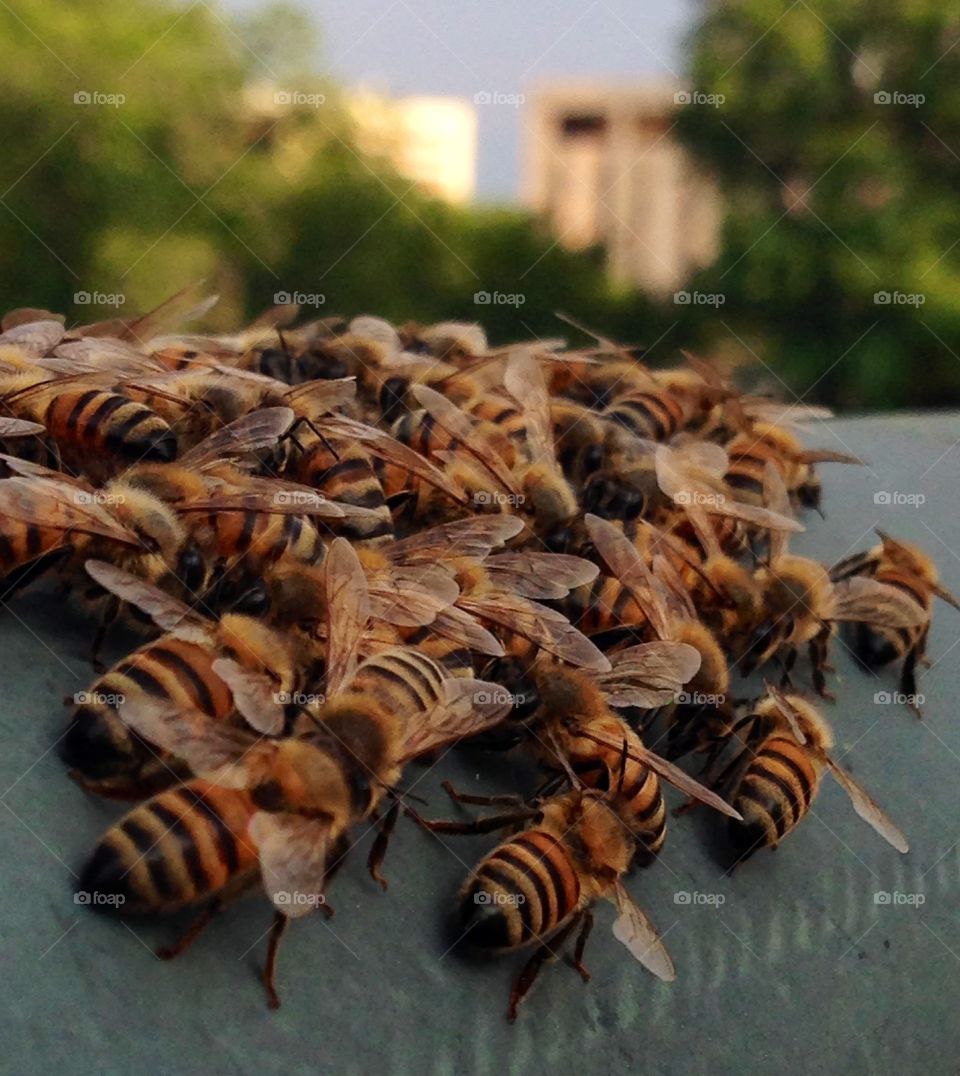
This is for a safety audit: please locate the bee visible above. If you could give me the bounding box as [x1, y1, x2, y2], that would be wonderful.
[0, 455, 205, 627]
[696, 685, 908, 866]
[829, 532, 959, 715]
[740, 468, 927, 698]
[63, 560, 310, 799]
[525, 654, 741, 863]
[79, 539, 511, 1007]
[412, 785, 676, 1022]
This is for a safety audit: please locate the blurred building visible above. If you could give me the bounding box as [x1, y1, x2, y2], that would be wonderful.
[348, 91, 478, 204]
[523, 82, 720, 295]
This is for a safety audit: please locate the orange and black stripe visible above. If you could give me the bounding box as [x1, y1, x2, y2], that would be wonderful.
[461, 830, 581, 950]
[192, 507, 326, 568]
[45, 389, 176, 462]
[562, 574, 649, 638]
[293, 442, 393, 543]
[729, 735, 818, 858]
[604, 390, 687, 443]
[855, 568, 931, 665]
[78, 779, 259, 914]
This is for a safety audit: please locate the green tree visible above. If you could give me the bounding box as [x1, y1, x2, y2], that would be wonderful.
[677, 0, 960, 409]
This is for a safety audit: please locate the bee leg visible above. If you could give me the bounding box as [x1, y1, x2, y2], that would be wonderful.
[778, 648, 797, 688]
[901, 644, 923, 719]
[809, 632, 836, 701]
[367, 800, 400, 890]
[157, 898, 222, 960]
[90, 596, 120, 673]
[405, 805, 540, 835]
[441, 779, 527, 807]
[262, 910, 289, 1011]
[507, 919, 579, 1023]
[570, 911, 594, 982]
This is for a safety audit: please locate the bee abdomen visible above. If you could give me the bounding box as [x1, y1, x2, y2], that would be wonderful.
[78, 781, 257, 914]
[460, 831, 580, 951]
[49, 390, 176, 462]
[730, 739, 816, 854]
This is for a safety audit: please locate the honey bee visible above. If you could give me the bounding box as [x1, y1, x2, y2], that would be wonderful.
[696, 685, 908, 866]
[79, 539, 511, 1007]
[413, 785, 677, 1022]
[740, 468, 927, 697]
[830, 532, 959, 715]
[63, 559, 310, 798]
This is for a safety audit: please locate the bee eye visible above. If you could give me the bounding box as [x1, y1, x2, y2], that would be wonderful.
[252, 779, 285, 811]
[380, 377, 408, 422]
[176, 545, 205, 592]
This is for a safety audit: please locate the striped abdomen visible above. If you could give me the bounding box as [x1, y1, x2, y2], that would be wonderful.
[459, 830, 581, 950]
[44, 389, 176, 464]
[565, 718, 665, 860]
[0, 520, 78, 579]
[197, 509, 326, 567]
[344, 647, 448, 718]
[78, 779, 259, 914]
[604, 390, 687, 442]
[855, 568, 931, 665]
[729, 736, 819, 857]
[465, 396, 525, 462]
[63, 637, 234, 791]
[294, 442, 392, 543]
[724, 436, 793, 504]
[401, 628, 475, 678]
[562, 574, 650, 637]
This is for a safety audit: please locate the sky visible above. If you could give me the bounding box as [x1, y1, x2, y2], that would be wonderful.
[224, 0, 698, 200]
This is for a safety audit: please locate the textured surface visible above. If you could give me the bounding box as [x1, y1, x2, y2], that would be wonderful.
[2, 413, 959, 1076]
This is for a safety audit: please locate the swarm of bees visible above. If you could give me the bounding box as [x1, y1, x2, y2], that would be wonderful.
[0, 291, 952, 1021]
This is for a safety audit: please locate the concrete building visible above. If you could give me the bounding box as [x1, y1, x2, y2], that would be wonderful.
[523, 82, 721, 295]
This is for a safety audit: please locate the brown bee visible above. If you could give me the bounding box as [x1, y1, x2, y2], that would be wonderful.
[830, 532, 959, 715]
[696, 685, 908, 866]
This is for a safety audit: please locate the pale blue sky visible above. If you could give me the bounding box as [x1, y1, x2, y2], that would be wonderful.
[223, 0, 697, 199]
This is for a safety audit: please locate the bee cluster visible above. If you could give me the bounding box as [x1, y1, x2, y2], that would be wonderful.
[0, 294, 952, 1020]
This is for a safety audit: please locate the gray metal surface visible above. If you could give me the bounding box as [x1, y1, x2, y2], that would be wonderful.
[1, 413, 958, 1076]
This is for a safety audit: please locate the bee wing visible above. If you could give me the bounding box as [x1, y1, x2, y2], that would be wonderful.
[0, 478, 141, 548]
[249, 812, 332, 918]
[651, 554, 697, 621]
[683, 504, 724, 559]
[0, 318, 65, 354]
[828, 547, 881, 582]
[122, 285, 219, 344]
[284, 378, 357, 416]
[366, 565, 458, 627]
[400, 677, 511, 761]
[611, 880, 676, 982]
[2, 308, 64, 331]
[348, 315, 401, 355]
[54, 338, 169, 377]
[319, 415, 467, 503]
[178, 406, 297, 468]
[669, 440, 729, 478]
[421, 606, 505, 657]
[325, 537, 370, 697]
[585, 514, 671, 639]
[459, 591, 610, 671]
[116, 695, 265, 773]
[411, 384, 522, 497]
[483, 552, 599, 600]
[824, 758, 909, 853]
[798, 449, 863, 466]
[741, 399, 834, 426]
[84, 560, 211, 640]
[0, 417, 45, 438]
[210, 657, 285, 736]
[599, 642, 702, 708]
[385, 515, 524, 565]
[503, 350, 555, 468]
[178, 488, 346, 520]
[762, 461, 795, 561]
[761, 682, 808, 745]
[830, 577, 927, 628]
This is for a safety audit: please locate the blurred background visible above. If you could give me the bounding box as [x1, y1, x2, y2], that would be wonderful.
[3, 0, 959, 410]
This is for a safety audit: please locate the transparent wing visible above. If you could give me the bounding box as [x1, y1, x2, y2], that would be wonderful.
[210, 657, 285, 736]
[385, 515, 524, 565]
[830, 577, 927, 628]
[611, 880, 676, 982]
[178, 407, 296, 468]
[599, 642, 702, 709]
[84, 561, 210, 640]
[249, 812, 332, 918]
[484, 552, 599, 600]
[325, 537, 370, 696]
[400, 677, 512, 761]
[825, 758, 909, 853]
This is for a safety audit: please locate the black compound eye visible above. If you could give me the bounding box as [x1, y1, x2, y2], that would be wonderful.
[582, 443, 604, 475]
[543, 527, 573, 554]
[176, 545, 206, 592]
[380, 376, 409, 422]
